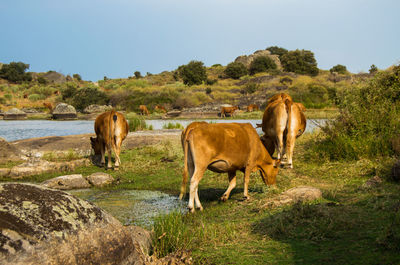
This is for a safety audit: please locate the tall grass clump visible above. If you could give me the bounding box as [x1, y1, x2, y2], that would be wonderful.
[152, 211, 189, 257]
[128, 115, 153, 131]
[310, 65, 400, 160]
[162, 122, 184, 129]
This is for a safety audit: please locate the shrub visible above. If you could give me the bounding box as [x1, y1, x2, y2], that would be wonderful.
[205, 87, 212, 94]
[128, 115, 152, 131]
[105, 83, 119, 90]
[310, 65, 400, 160]
[73, 74, 82, 81]
[280, 49, 319, 76]
[71, 86, 109, 111]
[0, 97, 6, 104]
[266, 46, 288, 57]
[61, 82, 78, 100]
[242, 82, 259, 94]
[162, 122, 184, 129]
[224, 62, 248, 79]
[37, 76, 48, 84]
[177, 61, 207, 86]
[28, 94, 44, 101]
[134, 71, 142, 79]
[330, 64, 348, 74]
[369, 64, 378, 74]
[4, 94, 12, 100]
[280, 76, 293, 85]
[206, 78, 217, 85]
[249, 56, 277, 75]
[0, 62, 32, 83]
[212, 64, 222, 67]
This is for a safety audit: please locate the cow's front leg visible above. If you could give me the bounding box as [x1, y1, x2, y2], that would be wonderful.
[220, 171, 236, 202]
[243, 168, 251, 200]
[188, 168, 205, 213]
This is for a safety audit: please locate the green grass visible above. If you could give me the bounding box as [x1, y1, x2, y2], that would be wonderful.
[162, 122, 184, 129]
[3, 133, 399, 264]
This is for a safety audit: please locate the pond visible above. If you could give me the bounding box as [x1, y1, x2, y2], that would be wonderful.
[0, 119, 327, 142]
[69, 189, 185, 228]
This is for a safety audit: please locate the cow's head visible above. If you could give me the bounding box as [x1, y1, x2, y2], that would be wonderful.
[258, 159, 280, 185]
[90, 137, 101, 155]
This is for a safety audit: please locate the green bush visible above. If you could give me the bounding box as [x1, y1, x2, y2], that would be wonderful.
[162, 122, 184, 129]
[128, 115, 153, 131]
[266, 46, 288, 57]
[224, 62, 248, 79]
[310, 65, 400, 160]
[177, 61, 207, 86]
[73, 74, 82, 81]
[105, 83, 120, 90]
[330, 64, 348, 74]
[206, 78, 217, 85]
[0, 97, 6, 104]
[369, 64, 378, 74]
[28, 94, 44, 101]
[61, 82, 78, 100]
[249, 56, 277, 75]
[0, 62, 32, 83]
[242, 82, 259, 94]
[134, 71, 142, 79]
[281, 49, 319, 76]
[71, 86, 109, 111]
[4, 94, 12, 100]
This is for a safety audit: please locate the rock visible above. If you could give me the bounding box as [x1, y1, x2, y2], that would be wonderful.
[166, 110, 182, 118]
[52, 103, 77, 120]
[83, 104, 113, 114]
[0, 137, 22, 164]
[41, 71, 67, 84]
[0, 183, 151, 264]
[86, 172, 114, 187]
[362, 176, 383, 188]
[263, 186, 322, 208]
[41, 174, 91, 190]
[234, 49, 281, 69]
[3, 108, 27, 120]
[9, 158, 90, 179]
[21, 108, 39, 113]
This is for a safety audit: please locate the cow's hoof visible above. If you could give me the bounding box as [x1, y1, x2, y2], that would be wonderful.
[220, 195, 228, 202]
[197, 206, 203, 211]
[287, 164, 293, 169]
[242, 196, 250, 201]
[280, 163, 285, 168]
[114, 167, 119, 171]
[188, 207, 195, 213]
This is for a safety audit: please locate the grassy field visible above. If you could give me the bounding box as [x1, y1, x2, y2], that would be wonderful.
[3, 132, 399, 264]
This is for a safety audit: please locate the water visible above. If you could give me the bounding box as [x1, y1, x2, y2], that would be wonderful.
[69, 189, 186, 228]
[0, 119, 327, 142]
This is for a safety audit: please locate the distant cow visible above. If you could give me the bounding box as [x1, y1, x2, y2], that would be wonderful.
[260, 93, 306, 168]
[139, 105, 149, 116]
[90, 110, 129, 170]
[221, 106, 239, 118]
[246, 104, 259, 112]
[43, 102, 54, 112]
[154, 105, 167, 113]
[181, 123, 280, 212]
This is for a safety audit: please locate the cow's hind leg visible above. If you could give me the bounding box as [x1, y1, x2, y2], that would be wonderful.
[220, 171, 236, 202]
[113, 136, 122, 170]
[188, 167, 205, 213]
[100, 141, 106, 166]
[194, 186, 203, 211]
[106, 144, 113, 169]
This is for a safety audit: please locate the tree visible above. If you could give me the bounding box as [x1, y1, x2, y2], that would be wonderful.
[71, 86, 109, 111]
[0, 62, 32, 83]
[249, 56, 277, 75]
[369, 64, 378, 74]
[134, 71, 142, 79]
[330, 64, 348, 74]
[73, 74, 82, 81]
[224, 62, 248, 79]
[266, 46, 288, 58]
[177, 60, 207, 86]
[280, 49, 319, 76]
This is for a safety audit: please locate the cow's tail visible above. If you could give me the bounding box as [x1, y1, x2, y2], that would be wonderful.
[179, 130, 191, 200]
[284, 98, 293, 129]
[109, 110, 117, 157]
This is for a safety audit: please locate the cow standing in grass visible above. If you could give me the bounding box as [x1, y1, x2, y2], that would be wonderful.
[90, 110, 129, 170]
[139, 105, 149, 116]
[221, 106, 239, 118]
[180, 122, 280, 212]
[154, 105, 167, 113]
[246, 104, 259, 112]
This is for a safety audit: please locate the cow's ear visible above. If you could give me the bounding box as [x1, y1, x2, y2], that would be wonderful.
[273, 159, 281, 168]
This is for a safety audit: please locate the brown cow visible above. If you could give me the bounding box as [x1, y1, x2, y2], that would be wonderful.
[179, 121, 208, 200]
[181, 123, 280, 212]
[246, 104, 259, 112]
[90, 110, 129, 170]
[43, 102, 54, 113]
[220, 106, 239, 118]
[260, 93, 306, 168]
[154, 105, 167, 113]
[139, 105, 149, 116]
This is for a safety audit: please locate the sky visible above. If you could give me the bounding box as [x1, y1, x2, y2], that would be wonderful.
[0, 0, 399, 81]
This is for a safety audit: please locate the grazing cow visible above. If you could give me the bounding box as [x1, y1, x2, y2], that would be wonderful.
[260, 93, 306, 168]
[246, 104, 259, 112]
[139, 105, 149, 116]
[43, 102, 54, 112]
[90, 110, 129, 170]
[220, 106, 239, 118]
[154, 105, 167, 113]
[23, 94, 28, 99]
[179, 121, 208, 200]
[181, 123, 280, 212]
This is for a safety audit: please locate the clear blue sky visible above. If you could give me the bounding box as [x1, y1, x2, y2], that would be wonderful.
[1, 0, 399, 81]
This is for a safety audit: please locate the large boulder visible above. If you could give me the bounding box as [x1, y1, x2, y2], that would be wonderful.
[52, 103, 77, 120]
[3, 108, 27, 120]
[0, 137, 21, 164]
[263, 186, 322, 208]
[234, 49, 281, 69]
[41, 174, 91, 190]
[0, 183, 151, 264]
[83, 104, 113, 114]
[86, 172, 114, 187]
